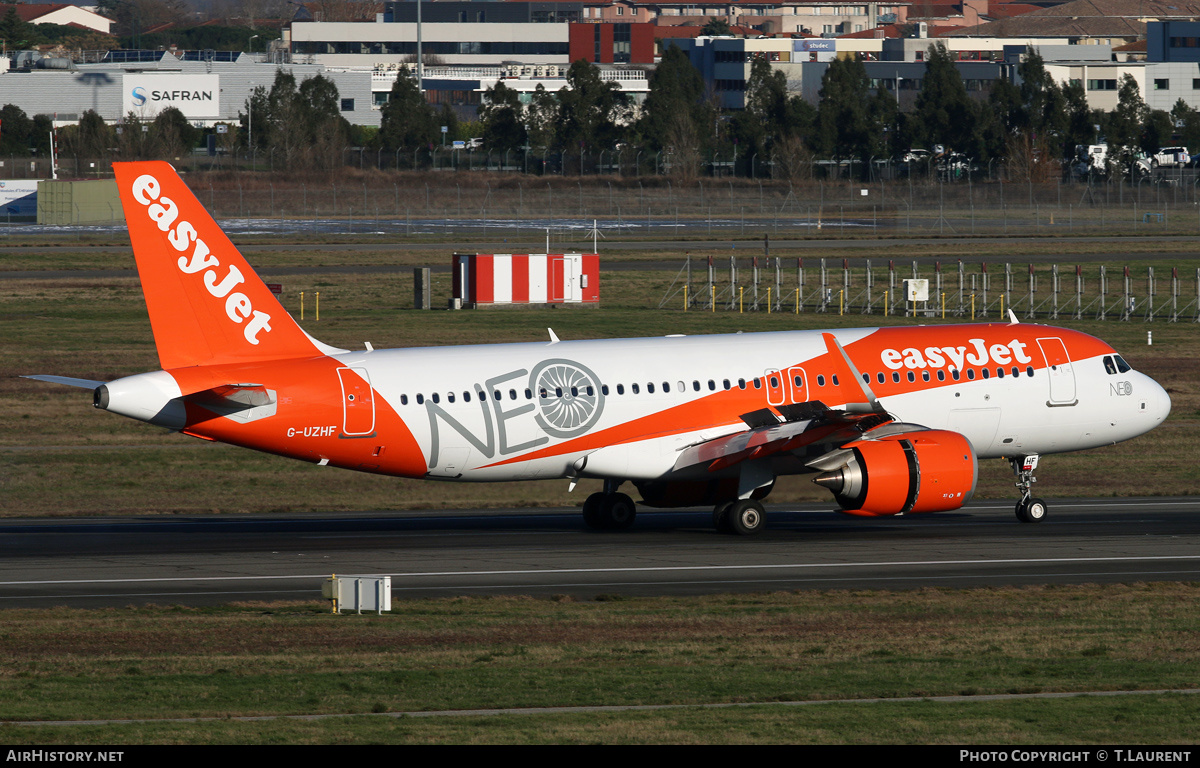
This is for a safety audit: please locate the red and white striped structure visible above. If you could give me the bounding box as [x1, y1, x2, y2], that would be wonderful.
[453, 253, 599, 307]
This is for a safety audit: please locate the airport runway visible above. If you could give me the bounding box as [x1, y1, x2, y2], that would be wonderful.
[2, 497, 1198, 608]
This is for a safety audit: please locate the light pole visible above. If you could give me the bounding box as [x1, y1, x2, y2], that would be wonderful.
[249, 34, 259, 59]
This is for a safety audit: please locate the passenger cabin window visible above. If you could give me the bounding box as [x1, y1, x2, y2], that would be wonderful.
[817, 375, 826, 386]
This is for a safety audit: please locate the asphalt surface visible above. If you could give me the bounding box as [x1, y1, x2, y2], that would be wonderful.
[2, 497, 1198, 608]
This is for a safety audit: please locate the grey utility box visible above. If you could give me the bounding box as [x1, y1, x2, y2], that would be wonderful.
[322, 575, 392, 614]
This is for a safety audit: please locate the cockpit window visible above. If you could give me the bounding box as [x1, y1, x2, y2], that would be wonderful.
[1104, 355, 1133, 375]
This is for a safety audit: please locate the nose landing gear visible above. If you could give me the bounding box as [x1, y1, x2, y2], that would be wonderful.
[1011, 455, 1048, 523]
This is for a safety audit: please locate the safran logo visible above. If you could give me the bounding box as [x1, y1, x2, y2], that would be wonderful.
[131, 87, 147, 107]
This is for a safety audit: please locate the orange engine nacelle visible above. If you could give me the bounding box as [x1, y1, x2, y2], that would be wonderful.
[812, 429, 977, 516]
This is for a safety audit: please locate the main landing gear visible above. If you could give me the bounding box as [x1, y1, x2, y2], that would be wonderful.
[712, 499, 766, 536]
[1011, 454, 1048, 524]
[582, 481, 637, 531]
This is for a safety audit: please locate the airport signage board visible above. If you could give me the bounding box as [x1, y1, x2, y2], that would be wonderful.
[0, 180, 38, 216]
[794, 40, 836, 52]
[123, 74, 219, 119]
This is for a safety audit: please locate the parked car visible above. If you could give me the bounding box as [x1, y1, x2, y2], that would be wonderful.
[1151, 146, 1189, 167]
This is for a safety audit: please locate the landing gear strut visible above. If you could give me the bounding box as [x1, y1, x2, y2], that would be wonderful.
[1011, 455, 1048, 524]
[583, 481, 637, 531]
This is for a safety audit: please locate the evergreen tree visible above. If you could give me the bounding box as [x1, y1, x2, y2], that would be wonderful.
[524, 84, 559, 151]
[378, 70, 437, 152]
[911, 42, 976, 155]
[1171, 99, 1200, 154]
[1143, 109, 1174, 156]
[730, 56, 786, 159]
[1104, 74, 1146, 154]
[150, 106, 200, 158]
[480, 81, 527, 153]
[639, 45, 711, 152]
[1062, 80, 1096, 153]
[0, 104, 34, 156]
[554, 59, 629, 154]
[814, 56, 872, 160]
[1015, 49, 1067, 156]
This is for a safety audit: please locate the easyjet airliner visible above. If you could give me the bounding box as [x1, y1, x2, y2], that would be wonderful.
[27, 162, 1171, 534]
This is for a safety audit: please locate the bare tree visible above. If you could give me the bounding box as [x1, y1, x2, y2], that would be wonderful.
[772, 135, 814, 183]
[1005, 130, 1059, 183]
[664, 112, 701, 180]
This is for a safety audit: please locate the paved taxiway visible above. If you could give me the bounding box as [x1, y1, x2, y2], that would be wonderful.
[2, 497, 1198, 608]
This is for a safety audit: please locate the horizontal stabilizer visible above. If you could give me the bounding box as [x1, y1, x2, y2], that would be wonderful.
[22, 375, 105, 389]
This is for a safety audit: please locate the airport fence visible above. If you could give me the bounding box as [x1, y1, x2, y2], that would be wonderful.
[11, 153, 1200, 240]
[660, 256, 1200, 323]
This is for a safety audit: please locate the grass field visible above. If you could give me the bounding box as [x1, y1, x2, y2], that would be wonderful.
[1, 585, 1198, 744]
[2, 232, 1199, 744]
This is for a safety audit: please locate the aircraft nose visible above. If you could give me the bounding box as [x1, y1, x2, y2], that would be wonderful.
[1142, 374, 1171, 425]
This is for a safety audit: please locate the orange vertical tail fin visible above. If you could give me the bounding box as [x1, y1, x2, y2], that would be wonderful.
[114, 161, 325, 369]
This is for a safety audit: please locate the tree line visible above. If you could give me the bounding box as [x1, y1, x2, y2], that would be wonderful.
[12, 41, 1200, 179]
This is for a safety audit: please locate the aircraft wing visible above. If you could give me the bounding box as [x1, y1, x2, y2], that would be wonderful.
[672, 332, 891, 474]
[672, 401, 890, 474]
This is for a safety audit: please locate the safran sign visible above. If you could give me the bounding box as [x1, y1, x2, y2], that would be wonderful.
[123, 74, 219, 119]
